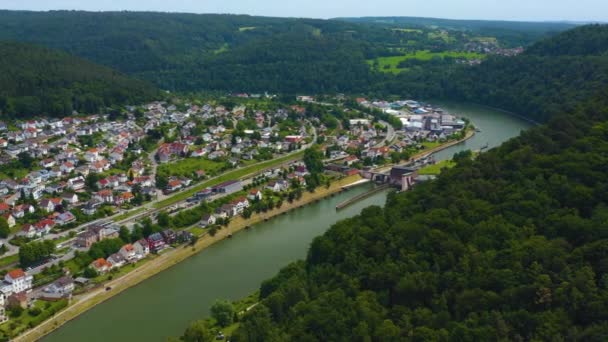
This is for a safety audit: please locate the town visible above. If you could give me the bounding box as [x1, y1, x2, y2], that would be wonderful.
[0, 94, 471, 339]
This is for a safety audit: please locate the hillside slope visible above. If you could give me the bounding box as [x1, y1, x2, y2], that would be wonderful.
[0, 41, 159, 117]
[0, 11, 384, 92]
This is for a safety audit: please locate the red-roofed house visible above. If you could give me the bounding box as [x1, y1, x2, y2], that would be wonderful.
[0, 203, 10, 214]
[230, 197, 250, 215]
[89, 258, 111, 275]
[0, 269, 33, 295]
[119, 244, 137, 262]
[247, 189, 263, 201]
[93, 189, 114, 203]
[114, 192, 134, 206]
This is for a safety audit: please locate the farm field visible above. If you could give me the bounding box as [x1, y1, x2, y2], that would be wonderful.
[368, 50, 485, 73]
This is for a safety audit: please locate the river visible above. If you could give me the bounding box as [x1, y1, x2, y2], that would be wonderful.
[42, 103, 532, 342]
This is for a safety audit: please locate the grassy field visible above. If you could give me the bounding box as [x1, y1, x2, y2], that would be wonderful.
[391, 28, 423, 33]
[368, 50, 486, 74]
[0, 253, 19, 269]
[428, 31, 454, 43]
[418, 159, 456, 175]
[157, 158, 226, 179]
[421, 141, 443, 149]
[153, 150, 305, 209]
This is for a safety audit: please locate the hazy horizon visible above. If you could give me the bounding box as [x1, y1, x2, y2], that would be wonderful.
[1, 0, 607, 22]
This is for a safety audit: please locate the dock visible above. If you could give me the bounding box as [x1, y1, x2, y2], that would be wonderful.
[336, 184, 391, 210]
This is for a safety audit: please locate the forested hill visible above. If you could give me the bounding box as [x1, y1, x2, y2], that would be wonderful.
[525, 24, 608, 56]
[0, 11, 570, 94]
[335, 16, 576, 46]
[0, 41, 159, 117]
[0, 11, 386, 92]
[221, 88, 608, 342]
[384, 24, 608, 123]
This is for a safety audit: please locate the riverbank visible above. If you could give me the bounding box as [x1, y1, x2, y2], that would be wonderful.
[15, 174, 362, 342]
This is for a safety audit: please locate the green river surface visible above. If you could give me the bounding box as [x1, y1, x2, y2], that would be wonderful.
[43, 103, 532, 342]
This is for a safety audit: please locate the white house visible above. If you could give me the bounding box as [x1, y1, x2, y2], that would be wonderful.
[107, 253, 126, 269]
[247, 189, 263, 201]
[266, 180, 289, 193]
[133, 239, 150, 259]
[1, 269, 33, 296]
[43, 276, 74, 296]
[200, 214, 216, 227]
[119, 244, 137, 262]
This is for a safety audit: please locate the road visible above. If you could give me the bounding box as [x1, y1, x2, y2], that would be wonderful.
[374, 120, 396, 148]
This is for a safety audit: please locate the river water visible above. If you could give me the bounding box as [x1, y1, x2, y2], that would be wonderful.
[43, 103, 532, 342]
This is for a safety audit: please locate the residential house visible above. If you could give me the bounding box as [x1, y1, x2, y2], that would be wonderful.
[76, 230, 98, 248]
[147, 233, 166, 253]
[12, 204, 34, 218]
[67, 176, 86, 191]
[82, 199, 103, 216]
[39, 198, 62, 213]
[114, 192, 134, 206]
[200, 214, 216, 227]
[7, 292, 28, 309]
[247, 189, 263, 201]
[55, 212, 76, 226]
[34, 219, 55, 235]
[107, 253, 126, 269]
[165, 180, 182, 193]
[119, 244, 137, 262]
[89, 258, 112, 275]
[230, 197, 250, 215]
[60, 162, 75, 174]
[18, 225, 38, 239]
[43, 276, 74, 296]
[133, 239, 150, 258]
[0, 269, 33, 296]
[161, 230, 177, 244]
[266, 180, 289, 193]
[93, 189, 114, 204]
[84, 148, 101, 162]
[61, 193, 79, 205]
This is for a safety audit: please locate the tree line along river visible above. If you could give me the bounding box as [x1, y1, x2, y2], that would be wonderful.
[42, 102, 533, 342]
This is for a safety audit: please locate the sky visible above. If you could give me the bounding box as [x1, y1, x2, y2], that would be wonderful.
[1, 0, 607, 22]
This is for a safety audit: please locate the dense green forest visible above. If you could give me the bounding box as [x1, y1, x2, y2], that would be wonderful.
[0, 41, 158, 117]
[217, 81, 608, 342]
[525, 24, 608, 56]
[0, 11, 573, 95]
[0, 11, 385, 92]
